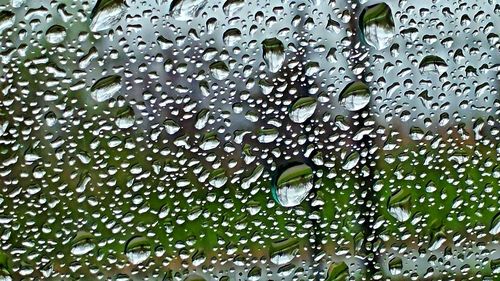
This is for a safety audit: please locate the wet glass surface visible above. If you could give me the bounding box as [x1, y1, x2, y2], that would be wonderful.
[0, 0, 499, 280]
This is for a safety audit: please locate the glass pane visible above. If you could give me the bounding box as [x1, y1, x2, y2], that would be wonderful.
[0, 0, 498, 280]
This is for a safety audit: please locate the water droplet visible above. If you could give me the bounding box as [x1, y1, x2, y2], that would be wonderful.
[45, 25, 66, 44]
[326, 261, 348, 281]
[125, 237, 150, 265]
[419, 55, 448, 75]
[90, 0, 127, 32]
[339, 81, 370, 111]
[289, 97, 317, 123]
[262, 38, 285, 73]
[90, 75, 122, 102]
[169, 0, 208, 20]
[209, 61, 230, 80]
[388, 189, 411, 222]
[270, 238, 299, 265]
[70, 231, 95, 256]
[360, 3, 395, 50]
[0, 11, 15, 34]
[272, 163, 313, 207]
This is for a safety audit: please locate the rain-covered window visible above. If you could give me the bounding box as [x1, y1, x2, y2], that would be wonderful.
[0, 0, 499, 280]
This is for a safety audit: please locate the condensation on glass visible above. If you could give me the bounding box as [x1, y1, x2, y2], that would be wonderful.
[0, 0, 498, 280]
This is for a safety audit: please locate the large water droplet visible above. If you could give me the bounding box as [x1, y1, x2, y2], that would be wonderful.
[388, 189, 411, 222]
[70, 231, 95, 256]
[339, 81, 370, 111]
[360, 3, 395, 50]
[223, 28, 241, 46]
[90, 75, 121, 102]
[262, 38, 285, 73]
[272, 163, 313, 207]
[270, 238, 299, 265]
[169, 0, 208, 20]
[209, 61, 229, 80]
[45, 25, 66, 44]
[89, 0, 127, 32]
[0, 11, 15, 34]
[326, 261, 348, 281]
[289, 97, 317, 123]
[125, 237, 150, 265]
[419, 55, 448, 75]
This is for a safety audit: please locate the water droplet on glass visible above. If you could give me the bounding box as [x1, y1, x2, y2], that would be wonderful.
[125, 237, 150, 265]
[272, 163, 313, 207]
[270, 238, 299, 265]
[419, 55, 448, 75]
[169, 0, 208, 20]
[90, 75, 122, 102]
[289, 97, 317, 123]
[360, 3, 395, 50]
[326, 261, 348, 281]
[0, 11, 15, 34]
[209, 61, 230, 80]
[262, 38, 285, 73]
[45, 25, 66, 44]
[89, 0, 127, 32]
[70, 232, 96, 256]
[339, 81, 370, 111]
